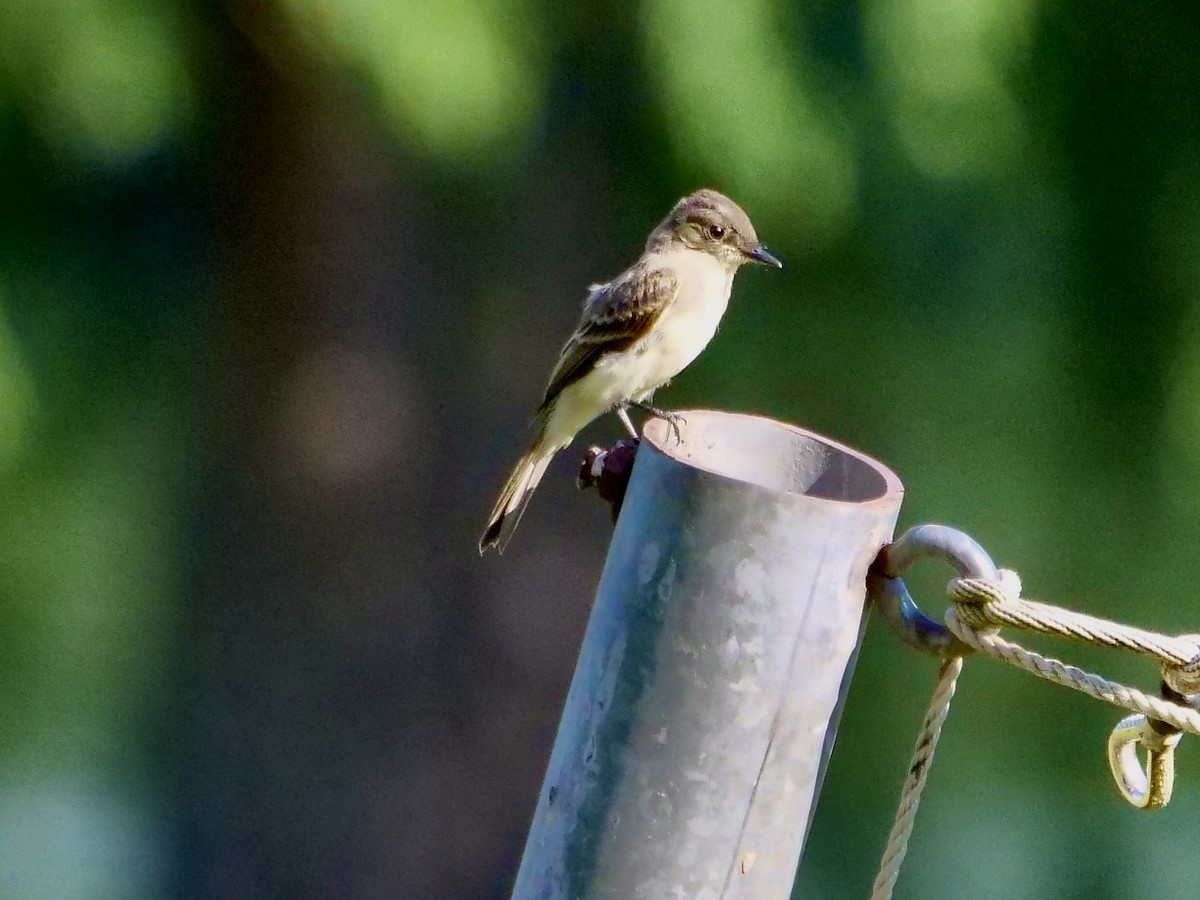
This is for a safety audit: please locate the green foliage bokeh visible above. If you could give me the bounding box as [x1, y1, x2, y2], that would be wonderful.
[2, 0, 1200, 897]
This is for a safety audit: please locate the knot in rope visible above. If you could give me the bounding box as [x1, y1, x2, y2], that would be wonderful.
[1163, 633, 1200, 696]
[945, 570, 1021, 631]
[870, 525, 1200, 899]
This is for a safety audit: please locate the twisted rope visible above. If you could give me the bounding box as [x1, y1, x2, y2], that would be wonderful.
[872, 567, 1200, 899]
[945, 607, 1200, 734]
[948, 574, 1200, 693]
[869, 657, 961, 900]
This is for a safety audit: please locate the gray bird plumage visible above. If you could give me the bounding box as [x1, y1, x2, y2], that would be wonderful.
[480, 189, 781, 554]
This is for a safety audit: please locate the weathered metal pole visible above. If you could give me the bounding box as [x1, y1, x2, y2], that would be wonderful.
[512, 410, 904, 899]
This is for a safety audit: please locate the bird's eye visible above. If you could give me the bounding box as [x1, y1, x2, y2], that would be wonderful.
[706, 224, 726, 241]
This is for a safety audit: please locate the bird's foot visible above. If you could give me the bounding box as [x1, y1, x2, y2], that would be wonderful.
[615, 406, 639, 439]
[634, 403, 686, 444]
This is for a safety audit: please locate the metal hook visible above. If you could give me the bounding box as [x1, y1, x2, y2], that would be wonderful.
[868, 525, 999, 657]
[1107, 713, 1182, 810]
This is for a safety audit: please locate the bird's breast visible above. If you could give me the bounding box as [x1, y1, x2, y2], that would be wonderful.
[544, 254, 735, 446]
[633, 257, 733, 377]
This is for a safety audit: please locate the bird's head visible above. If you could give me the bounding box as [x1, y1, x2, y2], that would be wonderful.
[649, 189, 783, 271]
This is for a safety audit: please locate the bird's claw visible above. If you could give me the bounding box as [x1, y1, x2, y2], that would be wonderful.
[661, 412, 685, 444]
[638, 404, 685, 445]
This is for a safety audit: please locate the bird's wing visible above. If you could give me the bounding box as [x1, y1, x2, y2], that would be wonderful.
[539, 265, 679, 410]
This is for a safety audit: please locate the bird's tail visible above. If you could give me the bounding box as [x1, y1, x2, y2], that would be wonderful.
[479, 445, 556, 554]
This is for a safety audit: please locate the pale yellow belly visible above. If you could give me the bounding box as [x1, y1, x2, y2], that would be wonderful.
[541, 288, 729, 449]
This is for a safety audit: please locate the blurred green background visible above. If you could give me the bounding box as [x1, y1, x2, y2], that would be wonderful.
[2, 0, 1200, 897]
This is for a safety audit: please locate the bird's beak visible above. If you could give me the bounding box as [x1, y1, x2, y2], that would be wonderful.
[745, 244, 783, 268]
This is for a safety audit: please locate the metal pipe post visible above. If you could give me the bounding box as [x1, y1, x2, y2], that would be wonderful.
[511, 410, 904, 899]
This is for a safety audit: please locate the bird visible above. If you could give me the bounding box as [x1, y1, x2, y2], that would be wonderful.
[479, 188, 782, 554]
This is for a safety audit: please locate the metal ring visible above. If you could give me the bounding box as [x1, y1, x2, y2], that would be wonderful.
[876, 524, 999, 581]
[1107, 713, 1182, 810]
[868, 525, 998, 657]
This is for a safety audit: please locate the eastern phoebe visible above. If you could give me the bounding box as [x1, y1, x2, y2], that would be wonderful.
[479, 189, 782, 554]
